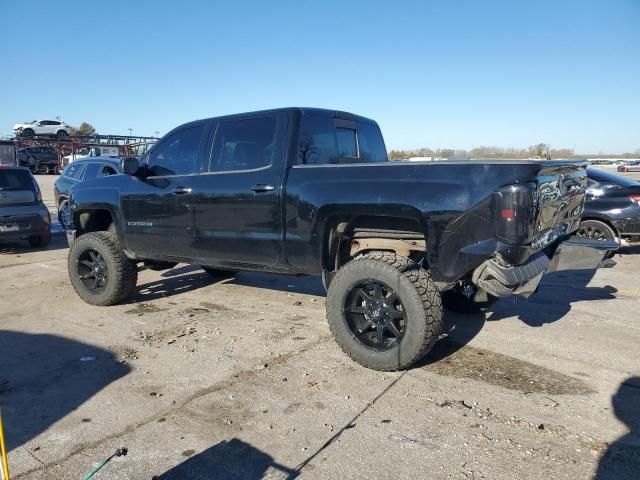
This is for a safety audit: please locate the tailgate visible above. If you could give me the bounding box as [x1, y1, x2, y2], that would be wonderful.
[532, 164, 586, 249]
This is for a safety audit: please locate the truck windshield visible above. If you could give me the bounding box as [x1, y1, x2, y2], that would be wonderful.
[299, 115, 388, 164]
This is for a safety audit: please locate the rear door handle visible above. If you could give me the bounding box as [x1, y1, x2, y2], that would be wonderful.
[173, 187, 192, 195]
[251, 184, 275, 193]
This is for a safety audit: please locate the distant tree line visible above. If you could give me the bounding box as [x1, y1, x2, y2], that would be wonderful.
[388, 144, 640, 160]
[69, 122, 97, 137]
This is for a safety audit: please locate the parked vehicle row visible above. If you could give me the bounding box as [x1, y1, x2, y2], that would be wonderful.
[62, 107, 618, 371]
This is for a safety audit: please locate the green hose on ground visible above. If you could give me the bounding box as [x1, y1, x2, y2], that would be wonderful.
[82, 448, 127, 480]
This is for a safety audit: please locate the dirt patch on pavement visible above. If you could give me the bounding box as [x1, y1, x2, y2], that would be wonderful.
[424, 340, 594, 395]
[109, 344, 139, 363]
[124, 303, 167, 316]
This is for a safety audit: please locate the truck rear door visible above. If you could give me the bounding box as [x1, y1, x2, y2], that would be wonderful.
[191, 113, 286, 267]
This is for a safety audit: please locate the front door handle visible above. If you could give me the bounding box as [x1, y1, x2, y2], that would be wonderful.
[173, 187, 192, 195]
[251, 184, 275, 193]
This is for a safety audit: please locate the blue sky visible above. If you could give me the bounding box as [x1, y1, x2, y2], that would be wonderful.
[1, 0, 638, 153]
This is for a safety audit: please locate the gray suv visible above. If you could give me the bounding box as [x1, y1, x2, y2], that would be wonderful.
[0, 166, 51, 247]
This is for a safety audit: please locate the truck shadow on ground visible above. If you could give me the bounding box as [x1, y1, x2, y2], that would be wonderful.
[596, 377, 640, 480]
[132, 265, 326, 304]
[152, 438, 298, 480]
[0, 331, 129, 451]
[485, 268, 617, 326]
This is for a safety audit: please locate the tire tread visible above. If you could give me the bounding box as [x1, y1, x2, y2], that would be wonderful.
[327, 251, 443, 371]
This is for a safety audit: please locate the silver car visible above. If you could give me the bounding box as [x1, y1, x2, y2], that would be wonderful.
[0, 166, 51, 247]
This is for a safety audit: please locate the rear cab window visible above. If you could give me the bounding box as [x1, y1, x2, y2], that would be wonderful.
[298, 115, 388, 165]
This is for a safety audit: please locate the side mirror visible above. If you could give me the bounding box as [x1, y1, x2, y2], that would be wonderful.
[121, 157, 140, 176]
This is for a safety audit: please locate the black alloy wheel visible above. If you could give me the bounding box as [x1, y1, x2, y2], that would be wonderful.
[575, 220, 617, 242]
[76, 249, 109, 293]
[344, 280, 407, 350]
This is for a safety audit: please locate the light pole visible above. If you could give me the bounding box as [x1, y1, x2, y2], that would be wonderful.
[128, 128, 132, 140]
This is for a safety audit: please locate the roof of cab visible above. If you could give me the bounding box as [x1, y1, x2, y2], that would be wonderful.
[175, 107, 378, 133]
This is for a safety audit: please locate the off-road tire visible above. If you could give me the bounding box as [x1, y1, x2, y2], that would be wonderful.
[28, 233, 51, 248]
[68, 231, 138, 306]
[326, 251, 443, 371]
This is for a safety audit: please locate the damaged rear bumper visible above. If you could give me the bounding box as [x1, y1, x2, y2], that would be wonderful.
[472, 237, 618, 298]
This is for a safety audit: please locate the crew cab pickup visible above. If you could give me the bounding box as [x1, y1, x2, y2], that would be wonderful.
[65, 107, 617, 370]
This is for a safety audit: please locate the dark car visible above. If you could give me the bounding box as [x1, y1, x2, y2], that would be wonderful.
[17, 146, 60, 175]
[577, 168, 640, 246]
[54, 157, 120, 229]
[0, 166, 51, 247]
[64, 107, 616, 371]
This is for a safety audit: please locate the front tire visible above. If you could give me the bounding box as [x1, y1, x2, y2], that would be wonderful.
[57, 130, 68, 139]
[326, 252, 443, 371]
[22, 128, 34, 138]
[68, 231, 138, 306]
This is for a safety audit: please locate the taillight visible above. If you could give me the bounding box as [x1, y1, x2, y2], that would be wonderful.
[493, 183, 537, 244]
[630, 195, 640, 205]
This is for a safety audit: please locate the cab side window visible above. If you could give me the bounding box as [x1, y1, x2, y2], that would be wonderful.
[147, 126, 204, 177]
[210, 117, 276, 172]
[298, 115, 388, 164]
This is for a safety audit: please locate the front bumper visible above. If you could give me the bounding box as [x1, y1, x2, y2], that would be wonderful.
[472, 237, 618, 298]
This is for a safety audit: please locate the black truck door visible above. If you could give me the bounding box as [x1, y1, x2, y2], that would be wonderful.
[191, 114, 286, 267]
[121, 124, 206, 260]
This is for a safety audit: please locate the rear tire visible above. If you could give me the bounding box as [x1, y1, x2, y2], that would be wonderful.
[326, 251, 443, 371]
[28, 233, 51, 248]
[68, 231, 138, 306]
[36, 164, 49, 175]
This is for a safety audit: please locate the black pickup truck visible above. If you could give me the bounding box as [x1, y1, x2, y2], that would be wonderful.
[65, 107, 616, 370]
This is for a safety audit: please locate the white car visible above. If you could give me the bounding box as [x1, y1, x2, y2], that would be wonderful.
[62, 146, 121, 165]
[13, 120, 71, 138]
